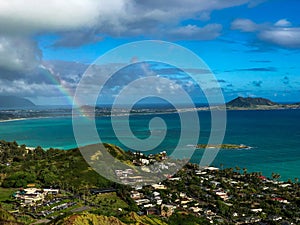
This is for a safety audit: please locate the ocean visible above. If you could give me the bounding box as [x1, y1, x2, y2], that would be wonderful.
[0, 109, 299, 181]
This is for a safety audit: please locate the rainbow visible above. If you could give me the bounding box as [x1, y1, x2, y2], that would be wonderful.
[40, 64, 93, 119]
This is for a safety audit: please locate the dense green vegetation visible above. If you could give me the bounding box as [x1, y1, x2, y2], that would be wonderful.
[87, 192, 128, 217]
[0, 188, 16, 202]
[119, 212, 168, 225]
[54, 212, 170, 225]
[0, 206, 17, 223]
[168, 213, 208, 225]
[0, 140, 299, 225]
[0, 140, 113, 190]
[226, 96, 300, 110]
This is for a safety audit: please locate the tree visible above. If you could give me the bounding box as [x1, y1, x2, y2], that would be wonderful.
[40, 170, 58, 186]
[2, 171, 36, 188]
[235, 166, 241, 173]
[220, 163, 224, 170]
[272, 172, 281, 181]
[243, 168, 247, 175]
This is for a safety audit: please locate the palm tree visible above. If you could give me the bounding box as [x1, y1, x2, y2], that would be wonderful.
[220, 163, 224, 170]
[235, 166, 241, 174]
[272, 172, 281, 181]
[242, 168, 247, 176]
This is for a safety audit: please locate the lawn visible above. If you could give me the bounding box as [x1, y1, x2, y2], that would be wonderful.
[0, 187, 16, 202]
[87, 192, 129, 216]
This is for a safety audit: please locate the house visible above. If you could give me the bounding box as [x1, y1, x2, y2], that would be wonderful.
[156, 199, 162, 205]
[130, 191, 142, 200]
[269, 215, 282, 221]
[152, 184, 167, 190]
[43, 188, 59, 195]
[141, 158, 150, 165]
[189, 207, 202, 213]
[272, 197, 289, 204]
[259, 176, 267, 181]
[204, 210, 216, 216]
[211, 181, 221, 186]
[215, 191, 229, 201]
[179, 192, 186, 198]
[135, 199, 150, 205]
[14, 188, 46, 206]
[146, 207, 159, 215]
[161, 204, 176, 217]
[153, 191, 160, 197]
[203, 166, 219, 171]
[251, 208, 263, 213]
[89, 188, 116, 195]
[280, 183, 291, 188]
[27, 183, 36, 188]
[143, 203, 154, 208]
[195, 170, 207, 175]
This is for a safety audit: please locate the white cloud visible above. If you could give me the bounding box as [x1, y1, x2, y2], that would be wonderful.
[274, 19, 291, 27]
[247, 0, 268, 8]
[168, 24, 222, 40]
[0, 0, 258, 38]
[259, 28, 300, 48]
[0, 0, 113, 34]
[0, 79, 60, 97]
[231, 19, 260, 32]
[231, 18, 300, 48]
[0, 0, 272, 101]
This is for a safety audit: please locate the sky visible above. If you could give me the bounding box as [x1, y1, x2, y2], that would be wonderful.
[0, 0, 300, 105]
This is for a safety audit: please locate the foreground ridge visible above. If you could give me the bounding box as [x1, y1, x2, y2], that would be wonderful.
[0, 140, 299, 225]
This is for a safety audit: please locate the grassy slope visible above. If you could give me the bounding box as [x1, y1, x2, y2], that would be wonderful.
[88, 192, 129, 216]
[54, 212, 168, 225]
[0, 206, 19, 224]
[55, 213, 126, 225]
[0, 143, 129, 189]
[0, 188, 16, 202]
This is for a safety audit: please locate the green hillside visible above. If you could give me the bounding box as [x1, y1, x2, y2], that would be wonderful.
[0, 141, 120, 190]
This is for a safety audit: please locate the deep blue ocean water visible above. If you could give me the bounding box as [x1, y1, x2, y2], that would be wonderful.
[0, 110, 299, 181]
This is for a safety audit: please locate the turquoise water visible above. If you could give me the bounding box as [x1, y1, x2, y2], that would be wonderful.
[0, 110, 299, 181]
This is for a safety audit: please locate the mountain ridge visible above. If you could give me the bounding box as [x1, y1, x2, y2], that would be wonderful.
[227, 97, 277, 108]
[0, 96, 35, 108]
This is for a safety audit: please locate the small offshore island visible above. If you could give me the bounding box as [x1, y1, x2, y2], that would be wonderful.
[0, 140, 299, 225]
[196, 144, 252, 150]
[225, 97, 300, 110]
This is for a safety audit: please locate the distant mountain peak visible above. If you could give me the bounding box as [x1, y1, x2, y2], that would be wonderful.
[227, 96, 277, 108]
[0, 96, 35, 108]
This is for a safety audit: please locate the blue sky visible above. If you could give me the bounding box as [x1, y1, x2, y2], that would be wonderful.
[0, 0, 300, 105]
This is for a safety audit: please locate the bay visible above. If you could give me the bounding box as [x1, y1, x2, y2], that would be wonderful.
[0, 109, 299, 181]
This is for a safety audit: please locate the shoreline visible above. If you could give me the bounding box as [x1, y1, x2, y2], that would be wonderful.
[0, 115, 63, 123]
[1, 107, 300, 123]
[15, 141, 300, 182]
[0, 117, 28, 123]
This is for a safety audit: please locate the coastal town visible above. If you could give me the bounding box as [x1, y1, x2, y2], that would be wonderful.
[0, 141, 299, 224]
[1, 0, 300, 225]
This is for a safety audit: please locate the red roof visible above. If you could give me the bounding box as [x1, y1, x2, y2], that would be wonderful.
[272, 197, 284, 201]
[259, 176, 267, 180]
